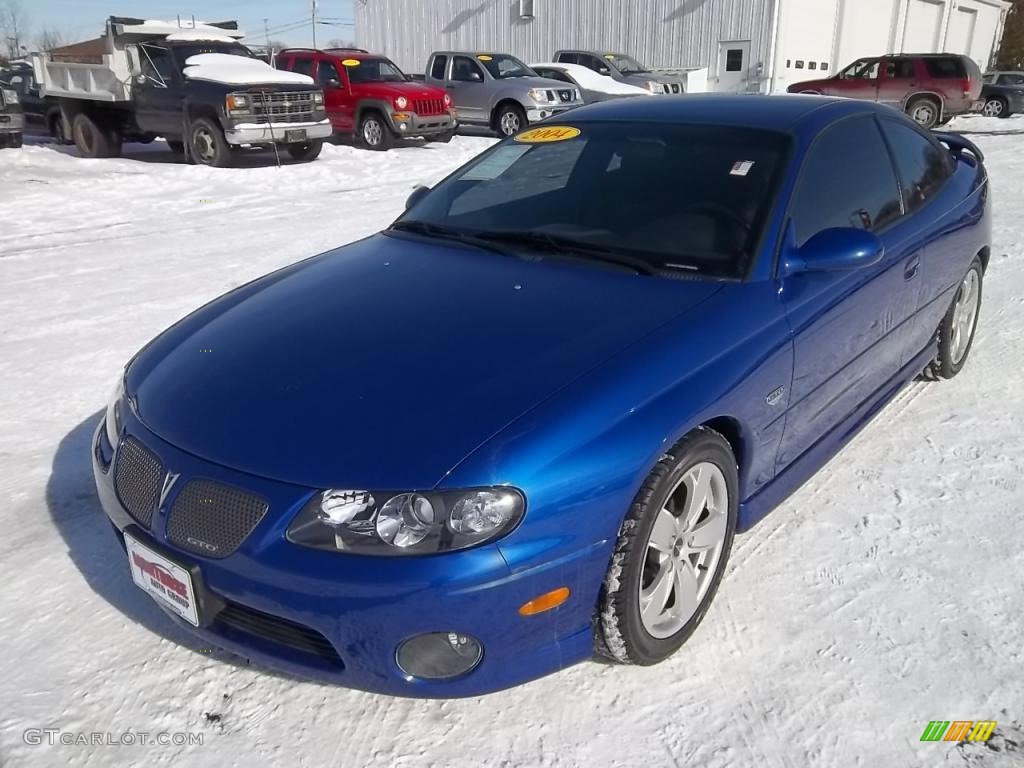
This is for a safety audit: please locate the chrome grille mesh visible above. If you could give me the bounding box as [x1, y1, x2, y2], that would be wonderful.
[249, 91, 316, 125]
[166, 480, 269, 559]
[113, 437, 164, 528]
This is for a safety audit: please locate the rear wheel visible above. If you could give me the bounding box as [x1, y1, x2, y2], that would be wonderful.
[982, 96, 1009, 119]
[72, 113, 119, 158]
[10, 132, 23, 148]
[906, 96, 941, 130]
[189, 117, 234, 167]
[495, 103, 526, 137]
[597, 428, 737, 665]
[287, 140, 324, 162]
[359, 112, 392, 150]
[926, 258, 983, 380]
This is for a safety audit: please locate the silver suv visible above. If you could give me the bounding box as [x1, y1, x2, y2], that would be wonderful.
[425, 51, 584, 136]
[554, 50, 685, 94]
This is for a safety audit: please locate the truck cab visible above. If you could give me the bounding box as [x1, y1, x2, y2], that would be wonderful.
[425, 51, 583, 137]
[276, 48, 455, 150]
[0, 78, 24, 148]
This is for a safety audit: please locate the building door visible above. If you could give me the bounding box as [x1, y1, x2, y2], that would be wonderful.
[902, 0, 944, 52]
[946, 6, 978, 58]
[717, 41, 750, 93]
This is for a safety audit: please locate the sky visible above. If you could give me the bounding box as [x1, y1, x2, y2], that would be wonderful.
[15, 0, 356, 48]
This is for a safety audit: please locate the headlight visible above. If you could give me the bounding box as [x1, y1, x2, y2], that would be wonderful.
[226, 94, 249, 112]
[443, 93, 452, 107]
[528, 88, 555, 104]
[313, 91, 324, 106]
[645, 81, 665, 94]
[394, 95, 408, 110]
[287, 487, 525, 555]
[2, 88, 17, 104]
[104, 375, 125, 449]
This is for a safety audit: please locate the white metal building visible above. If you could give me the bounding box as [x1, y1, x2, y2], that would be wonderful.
[354, 0, 1011, 93]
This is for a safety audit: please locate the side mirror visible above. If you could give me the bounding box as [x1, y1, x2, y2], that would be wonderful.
[405, 185, 431, 211]
[125, 45, 143, 78]
[598, 67, 611, 76]
[326, 78, 341, 88]
[784, 227, 884, 276]
[470, 71, 483, 82]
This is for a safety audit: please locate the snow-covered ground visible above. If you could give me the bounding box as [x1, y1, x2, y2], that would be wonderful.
[1, 117, 1022, 768]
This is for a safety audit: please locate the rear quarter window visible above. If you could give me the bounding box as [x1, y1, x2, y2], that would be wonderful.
[879, 118, 953, 213]
[924, 57, 966, 79]
[430, 55, 448, 80]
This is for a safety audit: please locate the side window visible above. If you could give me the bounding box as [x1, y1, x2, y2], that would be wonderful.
[140, 44, 175, 84]
[791, 117, 902, 245]
[924, 57, 965, 79]
[725, 48, 744, 72]
[879, 119, 952, 213]
[539, 68, 572, 84]
[886, 58, 915, 79]
[557, 52, 579, 65]
[277, 55, 294, 72]
[584, 55, 608, 73]
[318, 60, 342, 87]
[430, 54, 448, 80]
[1003, 73, 1024, 85]
[451, 56, 483, 82]
[291, 57, 314, 77]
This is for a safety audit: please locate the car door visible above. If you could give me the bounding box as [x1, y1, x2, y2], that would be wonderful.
[824, 58, 881, 100]
[877, 116, 961, 361]
[876, 56, 917, 108]
[776, 115, 917, 471]
[316, 57, 349, 132]
[133, 43, 184, 135]
[448, 55, 488, 122]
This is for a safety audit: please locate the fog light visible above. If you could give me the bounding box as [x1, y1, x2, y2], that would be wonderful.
[399, 123, 408, 131]
[396, 632, 482, 680]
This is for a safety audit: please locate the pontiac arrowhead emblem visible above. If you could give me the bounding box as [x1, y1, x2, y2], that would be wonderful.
[159, 472, 181, 507]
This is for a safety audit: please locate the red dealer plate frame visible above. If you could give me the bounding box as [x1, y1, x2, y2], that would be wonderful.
[124, 532, 200, 626]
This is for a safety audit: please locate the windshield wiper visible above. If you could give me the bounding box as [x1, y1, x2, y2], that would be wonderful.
[474, 230, 662, 276]
[387, 220, 515, 257]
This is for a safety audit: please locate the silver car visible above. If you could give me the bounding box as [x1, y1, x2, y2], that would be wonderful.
[425, 51, 584, 136]
[553, 49, 685, 94]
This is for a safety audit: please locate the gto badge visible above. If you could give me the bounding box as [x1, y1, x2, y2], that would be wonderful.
[159, 471, 180, 507]
[766, 386, 785, 406]
[186, 537, 218, 554]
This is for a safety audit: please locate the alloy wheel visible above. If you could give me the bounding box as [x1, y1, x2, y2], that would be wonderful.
[982, 99, 1005, 117]
[499, 111, 521, 136]
[950, 268, 980, 365]
[639, 462, 729, 639]
[363, 119, 383, 146]
[193, 127, 217, 164]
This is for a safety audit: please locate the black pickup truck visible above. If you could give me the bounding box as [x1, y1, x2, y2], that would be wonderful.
[34, 17, 332, 166]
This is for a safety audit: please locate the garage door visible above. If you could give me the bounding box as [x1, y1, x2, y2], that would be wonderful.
[904, 0, 944, 51]
[946, 6, 978, 56]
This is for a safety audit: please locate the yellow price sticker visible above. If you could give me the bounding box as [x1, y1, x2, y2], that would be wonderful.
[341, 58, 361, 67]
[477, 54, 493, 61]
[514, 126, 582, 144]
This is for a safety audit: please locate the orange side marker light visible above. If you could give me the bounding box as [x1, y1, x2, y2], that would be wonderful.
[518, 587, 570, 616]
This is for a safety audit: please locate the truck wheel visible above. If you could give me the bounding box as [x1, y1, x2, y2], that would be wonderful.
[10, 132, 23, 149]
[72, 113, 117, 158]
[495, 104, 526, 137]
[189, 118, 234, 167]
[359, 112, 393, 150]
[906, 96, 940, 130]
[287, 140, 324, 162]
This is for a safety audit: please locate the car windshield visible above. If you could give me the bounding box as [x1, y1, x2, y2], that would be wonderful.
[345, 57, 407, 83]
[397, 122, 791, 279]
[476, 54, 535, 79]
[604, 53, 649, 74]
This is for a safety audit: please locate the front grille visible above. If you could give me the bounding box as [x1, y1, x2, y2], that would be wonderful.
[216, 601, 343, 664]
[558, 88, 574, 102]
[113, 437, 164, 528]
[413, 97, 445, 116]
[166, 480, 268, 559]
[249, 91, 316, 124]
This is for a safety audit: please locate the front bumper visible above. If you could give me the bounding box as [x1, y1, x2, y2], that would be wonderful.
[0, 112, 25, 132]
[387, 110, 456, 137]
[224, 118, 333, 146]
[91, 410, 603, 697]
[525, 105, 579, 122]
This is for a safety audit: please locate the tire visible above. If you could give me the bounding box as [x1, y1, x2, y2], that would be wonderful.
[906, 96, 941, 130]
[10, 132, 22, 148]
[287, 139, 324, 162]
[359, 112, 393, 151]
[982, 97, 1009, 119]
[597, 427, 738, 665]
[189, 117, 234, 167]
[72, 113, 117, 158]
[926, 257, 983, 380]
[494, 103, 527, 138]
[426, 130, 455, 144]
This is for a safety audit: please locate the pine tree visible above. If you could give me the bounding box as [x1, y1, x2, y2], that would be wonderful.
[998, 0, 1024, 69]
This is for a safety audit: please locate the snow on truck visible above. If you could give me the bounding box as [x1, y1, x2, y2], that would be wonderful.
[30, 17, 332, 166]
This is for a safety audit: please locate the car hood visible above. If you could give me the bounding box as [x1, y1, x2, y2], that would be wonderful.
[513, 75, 579, 90]
[127, 234, 720, 489]
[358, 80, 447, 99]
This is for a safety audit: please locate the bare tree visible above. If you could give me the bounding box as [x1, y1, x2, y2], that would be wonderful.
[327, 38, 357, 49]
[0, 0, 29, 59]
[37, 26, 64, 52]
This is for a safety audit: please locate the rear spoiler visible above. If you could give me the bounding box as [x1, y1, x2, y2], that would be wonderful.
[933, 132, 984, 163]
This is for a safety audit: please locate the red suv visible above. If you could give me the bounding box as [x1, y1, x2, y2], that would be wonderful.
[277, 48, 457, 150]
[788, 53, 983, 129]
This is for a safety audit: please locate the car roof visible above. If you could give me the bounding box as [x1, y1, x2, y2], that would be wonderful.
[282, 48, 380, 60]
[432, 51, 515, 57]
[562, 93, 885, 132]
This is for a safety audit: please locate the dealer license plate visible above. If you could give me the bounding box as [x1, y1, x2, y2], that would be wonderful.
[285, 129, 307, 142]
[124, 533, 199, 626]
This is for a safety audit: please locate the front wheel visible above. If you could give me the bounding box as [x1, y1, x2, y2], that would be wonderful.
[287, 140, 324, 162]
[189, 117, 234, 167]
[495, 104, 526, 137]
[598, 427, 737, 665]
[9, 132, 23, 148]
[982, 97, 1009, 119]
[359, 113, 393, 151]
[926, 258, 983, 380]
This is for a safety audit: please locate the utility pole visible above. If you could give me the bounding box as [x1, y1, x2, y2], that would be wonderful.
[263, 17, 269, 48]
[311, 0, 318, 48]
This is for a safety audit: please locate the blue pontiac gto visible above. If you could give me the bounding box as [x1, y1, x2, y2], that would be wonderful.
[93, 95, 989, 697]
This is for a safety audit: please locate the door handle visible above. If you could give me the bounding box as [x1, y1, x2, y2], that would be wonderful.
[904, 255, 921, 281]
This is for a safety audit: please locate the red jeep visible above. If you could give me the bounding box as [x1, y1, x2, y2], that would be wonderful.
[277, 48, 457, 150]
[788, 53, 983, 129]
